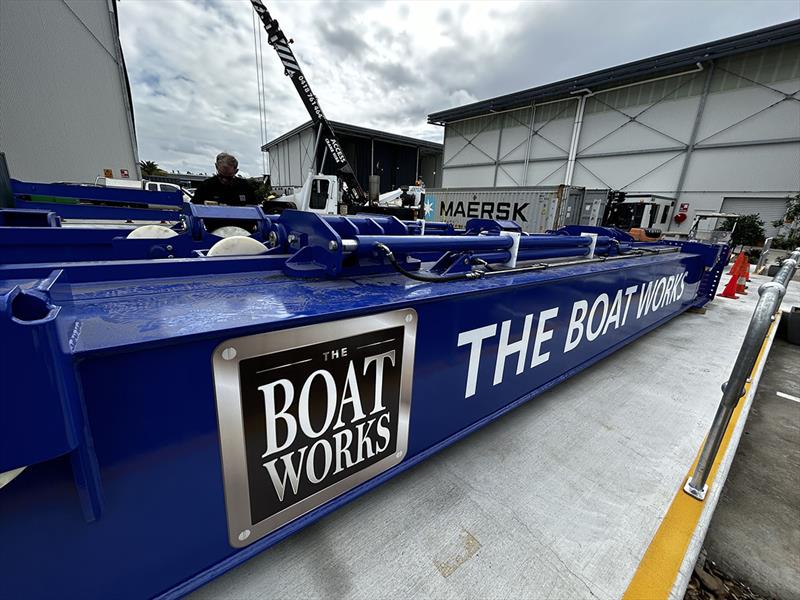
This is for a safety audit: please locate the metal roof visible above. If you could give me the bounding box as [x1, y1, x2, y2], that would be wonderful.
[428, 19, 800, 125]
[261, 120, 443, 153]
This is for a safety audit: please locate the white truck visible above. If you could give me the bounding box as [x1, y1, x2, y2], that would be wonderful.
[95, 177, 193, 201]
[264, 172, 425, 217]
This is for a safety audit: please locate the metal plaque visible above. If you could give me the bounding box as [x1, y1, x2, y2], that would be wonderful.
[213, 309, 416, 547]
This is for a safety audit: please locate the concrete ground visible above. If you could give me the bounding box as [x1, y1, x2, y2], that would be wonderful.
[191, 273, 800, 600]
[704, 335, 800, 600]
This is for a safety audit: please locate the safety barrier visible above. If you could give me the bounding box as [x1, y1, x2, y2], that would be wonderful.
[685, 247, 800, 500]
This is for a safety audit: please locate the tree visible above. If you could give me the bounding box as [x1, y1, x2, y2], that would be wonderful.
[720, 213, 765, 249]
[771, 192, 800, 250]
[138, 160, 166, 177]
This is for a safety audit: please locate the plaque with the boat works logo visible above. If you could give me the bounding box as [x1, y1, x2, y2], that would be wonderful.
[213, 309, 416, 547]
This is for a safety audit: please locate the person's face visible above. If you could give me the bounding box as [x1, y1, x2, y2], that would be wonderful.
[217, 163, 238, 182]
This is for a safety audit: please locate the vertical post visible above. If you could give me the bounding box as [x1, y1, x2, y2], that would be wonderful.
[522, 102, 536, 186]
[674, 62, 714, 213]
[313, 123, 324, 173]
[493, 113, 505, 187]
[415, 146, 420, 183]
[370, 138, 374, 176]
[0, 153, 13, 208]
[564, 95, 587, 186]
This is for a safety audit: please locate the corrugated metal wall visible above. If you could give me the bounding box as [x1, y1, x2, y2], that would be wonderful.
[0, 0, 140, 183]
[267, 127, 316, 189]
[267, 128, 444, 192]
[441, 41, 800, 232]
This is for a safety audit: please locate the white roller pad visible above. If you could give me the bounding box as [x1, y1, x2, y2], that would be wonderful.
[126, 225, 179, 239]
[212, 226, 251, 238]
[207, 236, 268, 257]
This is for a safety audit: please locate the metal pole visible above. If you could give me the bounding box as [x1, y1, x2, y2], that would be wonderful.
[522, 102, 536, 186]
[370, 139, 374, 176]
[415, 146, 420, 182]
[674, 62, 714, 212]
[313, 123, 324, 173]
[685, 248, 800, 500]
[564, 95, 587, 186]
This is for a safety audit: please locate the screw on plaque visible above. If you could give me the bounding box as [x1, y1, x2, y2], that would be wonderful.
[222, 347, 237, 361]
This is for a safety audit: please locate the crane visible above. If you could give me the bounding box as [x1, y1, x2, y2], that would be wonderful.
[250, 0, 369, 208]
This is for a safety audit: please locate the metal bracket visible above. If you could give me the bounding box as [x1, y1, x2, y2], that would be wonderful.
[684, 477, 708, 501]
[501, 231, 521, 267]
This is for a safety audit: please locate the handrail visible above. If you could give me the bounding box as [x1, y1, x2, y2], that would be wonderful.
[684, 247, 800, 500]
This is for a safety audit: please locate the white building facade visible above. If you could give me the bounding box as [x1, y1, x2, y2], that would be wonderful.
[428, 21, 800, 235]
[0, 0, 139, 182]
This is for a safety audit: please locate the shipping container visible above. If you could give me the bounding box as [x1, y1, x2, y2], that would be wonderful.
[424, 185, 609, 233]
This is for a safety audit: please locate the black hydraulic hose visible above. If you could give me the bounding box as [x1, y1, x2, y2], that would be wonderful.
[375, 243, 484, 282]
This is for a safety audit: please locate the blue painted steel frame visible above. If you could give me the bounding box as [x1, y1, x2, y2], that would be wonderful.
[0, 236, 727, 599]
[11, 179, 183, 222]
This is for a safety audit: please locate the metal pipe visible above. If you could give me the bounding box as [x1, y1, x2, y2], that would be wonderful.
[352, 234, 514, 255]
[474, 246, 590, 264]
[674, 62, 714, 212]
[564, 95, 587, 186]
[349, 234, 594, 256]
[313, 123, 324, 174]
[685, 248, 800, 500]
[477, 246, 679, 277]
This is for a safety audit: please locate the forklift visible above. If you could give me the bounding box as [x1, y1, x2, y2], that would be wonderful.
[601, 191, 675, 241]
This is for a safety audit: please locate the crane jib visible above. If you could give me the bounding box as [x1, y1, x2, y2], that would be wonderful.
[250, 0, 369, 206]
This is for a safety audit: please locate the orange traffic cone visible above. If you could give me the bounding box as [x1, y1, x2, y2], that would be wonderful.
[718, 270, 739, 299]
[743, 256, 751, 281]
[727, 252, 745, 275]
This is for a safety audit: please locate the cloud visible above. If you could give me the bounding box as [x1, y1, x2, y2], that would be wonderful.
[117, 0, 800, 177]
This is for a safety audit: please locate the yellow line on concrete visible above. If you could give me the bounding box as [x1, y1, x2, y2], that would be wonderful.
[622, 318, 778, 600]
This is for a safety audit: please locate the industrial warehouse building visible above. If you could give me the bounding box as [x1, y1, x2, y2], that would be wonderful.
[0, 0, 140, 183]
[428, 20, 800, 235]
[262, 121, 443, 195]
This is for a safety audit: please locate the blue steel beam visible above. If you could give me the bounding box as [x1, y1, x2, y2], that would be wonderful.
[0, 238, 728, 599]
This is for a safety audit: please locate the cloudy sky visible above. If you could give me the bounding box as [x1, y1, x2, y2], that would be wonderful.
[117, 0, 800, 177]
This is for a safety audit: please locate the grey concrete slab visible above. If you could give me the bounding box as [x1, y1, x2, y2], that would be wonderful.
[704, 337, 800, 600]
[191, 273, 800, 600]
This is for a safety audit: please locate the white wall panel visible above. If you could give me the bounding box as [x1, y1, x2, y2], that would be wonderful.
[442, 165, 495, 187]
[446, 130, 500, 166]
[0, 0, 139, 182]
[498, 124, 529, 162]
[574, 151, 685, 191]
[526, 161, 566, 187]
[495, 163, 524, 187]
[530, 113, 575, 160]
[696, 81, 800, 144]
[286, 135, 303, 186]
[682, 144, 800, 192]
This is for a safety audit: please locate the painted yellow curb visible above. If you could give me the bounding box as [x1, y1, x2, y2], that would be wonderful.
[622, 318, 778, 600]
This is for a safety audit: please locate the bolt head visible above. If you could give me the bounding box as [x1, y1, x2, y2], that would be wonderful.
[238, 529, 251, 541]
[222, 347, 237, 361]
[328, 240, 339, 251]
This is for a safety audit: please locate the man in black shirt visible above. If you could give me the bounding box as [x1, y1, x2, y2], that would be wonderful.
[192, 153, 257, 206]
